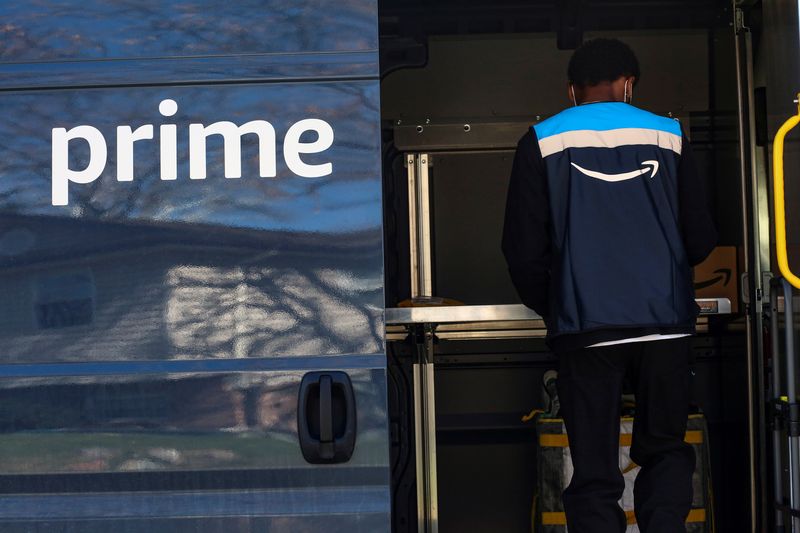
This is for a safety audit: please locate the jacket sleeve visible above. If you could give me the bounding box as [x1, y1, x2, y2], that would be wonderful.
[501, 129, 551, 318]
[678, 133, 718, 266]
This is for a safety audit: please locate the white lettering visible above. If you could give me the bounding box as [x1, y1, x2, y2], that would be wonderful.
[50, 99, 335, 206]
[116, 125, 154, 182]
[283, 119, 334, 178]
[159, 99, 178, 181]
[189, 120, 277, 180]
[51, 125, 108, 206]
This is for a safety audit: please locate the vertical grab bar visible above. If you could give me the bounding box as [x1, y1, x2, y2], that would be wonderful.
[773, 281, 786, 531]
[773, 95, 800, 289]
[782, 278, 800, 533]
[772, 93, 800, 529]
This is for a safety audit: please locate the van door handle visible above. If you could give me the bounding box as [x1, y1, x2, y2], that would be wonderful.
[297, 371, 357, 464]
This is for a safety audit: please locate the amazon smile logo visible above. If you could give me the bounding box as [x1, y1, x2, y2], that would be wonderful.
[694, 268, 732, 290]
[571, 160, 659, 182]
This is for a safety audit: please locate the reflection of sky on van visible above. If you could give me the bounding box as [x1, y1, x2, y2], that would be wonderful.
[0, 82, 381, 233]
[0, 0, 377, 61]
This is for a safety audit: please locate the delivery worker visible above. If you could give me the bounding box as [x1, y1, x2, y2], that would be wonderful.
[501, 38, 716, 532]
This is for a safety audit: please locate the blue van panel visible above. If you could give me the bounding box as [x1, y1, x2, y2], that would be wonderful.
[0, 0, 379, 90]
[0, 82, 383, 363]
[0, 513, 391, 533]
[0, 52, 379, 90]
[0, 2, 388, 530]
[0, 368, 388, 477]
[0, 83, 381, 230]
[0, 1, 378, 62]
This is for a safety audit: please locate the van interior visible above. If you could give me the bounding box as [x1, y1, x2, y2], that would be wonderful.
[377, 0, 767, 531]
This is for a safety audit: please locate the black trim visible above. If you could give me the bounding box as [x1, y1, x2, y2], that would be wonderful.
[0, 354, 387, 378]
[0, 51, 379, 92]
[0, 466, 389, 494]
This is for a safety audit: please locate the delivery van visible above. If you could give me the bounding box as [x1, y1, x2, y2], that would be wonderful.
[0, 0, 797, 532]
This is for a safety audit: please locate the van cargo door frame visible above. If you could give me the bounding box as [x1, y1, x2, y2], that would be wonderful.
[734, 5, 770, 532]
[392, 121, 735, 532]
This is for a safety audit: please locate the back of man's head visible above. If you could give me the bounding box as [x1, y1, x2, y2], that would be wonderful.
[567, 38, 640, 88]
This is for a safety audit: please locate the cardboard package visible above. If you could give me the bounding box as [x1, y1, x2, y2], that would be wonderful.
[693, 246, 738, 313]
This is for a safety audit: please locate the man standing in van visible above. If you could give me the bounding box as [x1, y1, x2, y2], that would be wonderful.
[502, 38, 716, 532]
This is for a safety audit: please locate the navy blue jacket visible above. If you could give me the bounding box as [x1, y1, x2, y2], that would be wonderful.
[501, 102, 717, 352]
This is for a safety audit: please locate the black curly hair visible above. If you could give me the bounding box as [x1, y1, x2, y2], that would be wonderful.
[567, 38, 640, 88]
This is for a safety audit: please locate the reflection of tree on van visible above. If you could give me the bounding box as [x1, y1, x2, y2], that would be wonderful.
[0, 214, 382, 363]
[34, 271, 95, 329]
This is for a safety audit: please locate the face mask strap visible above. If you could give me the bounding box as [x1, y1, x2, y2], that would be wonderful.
[570, 84, 577, 107]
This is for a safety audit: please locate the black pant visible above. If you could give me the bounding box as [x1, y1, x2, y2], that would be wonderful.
[556, 337, 696, 533]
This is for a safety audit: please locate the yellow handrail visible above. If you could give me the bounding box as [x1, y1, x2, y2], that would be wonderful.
[773, 93, 800, 289]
